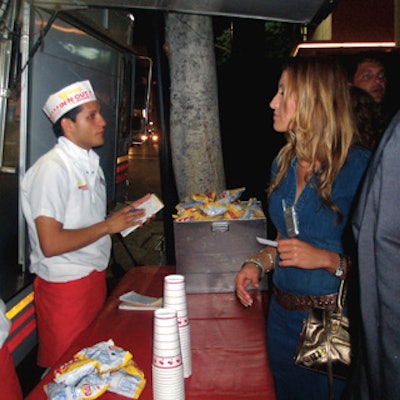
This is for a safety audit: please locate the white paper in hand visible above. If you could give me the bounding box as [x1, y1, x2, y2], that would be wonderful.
[120, 194, 164, 237]
[256, 237, 278, 247]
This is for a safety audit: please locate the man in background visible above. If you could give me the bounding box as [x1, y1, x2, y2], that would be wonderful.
[351, 53, 386, 104]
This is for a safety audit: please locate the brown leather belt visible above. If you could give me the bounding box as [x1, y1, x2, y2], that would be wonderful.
[273, 286, 338, 311]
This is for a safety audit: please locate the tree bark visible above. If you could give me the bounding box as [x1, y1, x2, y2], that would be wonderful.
[165, 13, 225, 199]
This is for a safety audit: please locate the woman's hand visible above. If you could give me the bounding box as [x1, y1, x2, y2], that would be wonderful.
[277, 238, 339, 273]
[235, 263, 260, 307]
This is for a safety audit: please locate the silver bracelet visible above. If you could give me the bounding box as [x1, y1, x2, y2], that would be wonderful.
[266, 252, 275, 270]
[242, 258, 265, 280]
[258, 248, 275, 271]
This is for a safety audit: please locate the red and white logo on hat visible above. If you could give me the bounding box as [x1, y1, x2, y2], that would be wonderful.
[43, 80, 97, 123]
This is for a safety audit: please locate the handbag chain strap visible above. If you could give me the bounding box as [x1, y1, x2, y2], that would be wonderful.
[337, 279, 347, 312]
[326, 279, 347, 400]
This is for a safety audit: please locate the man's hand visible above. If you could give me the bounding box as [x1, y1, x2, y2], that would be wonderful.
[105, 193, 152, 234]
[35, 193, 152, 257]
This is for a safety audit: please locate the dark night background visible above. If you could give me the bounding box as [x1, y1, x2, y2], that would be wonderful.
[132, 11, 291, 205]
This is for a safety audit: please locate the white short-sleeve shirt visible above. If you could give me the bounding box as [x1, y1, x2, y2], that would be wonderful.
[21, 137, 111, 282]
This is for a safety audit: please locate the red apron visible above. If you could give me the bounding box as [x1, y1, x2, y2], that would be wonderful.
[34, 270, 106, 368]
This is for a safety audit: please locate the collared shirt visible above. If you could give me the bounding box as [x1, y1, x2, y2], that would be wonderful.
[21, 137, 111, 282]
[268, 145, 371, 296]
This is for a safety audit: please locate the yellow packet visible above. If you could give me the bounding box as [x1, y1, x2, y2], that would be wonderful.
[75, 339, 132, 373]
[108, 360, 147, 399]
[75, 373, 110, 399]
[54, 358, 98, 386]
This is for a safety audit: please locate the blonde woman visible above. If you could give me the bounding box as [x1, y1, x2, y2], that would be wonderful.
[235, 57, 371, 399]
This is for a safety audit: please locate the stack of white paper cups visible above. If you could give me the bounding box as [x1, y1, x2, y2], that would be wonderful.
[152, 308, 185, 400]
[163, 274, 192, 378]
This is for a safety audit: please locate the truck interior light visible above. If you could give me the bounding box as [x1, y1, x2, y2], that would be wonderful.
[292, 41, 396, 56]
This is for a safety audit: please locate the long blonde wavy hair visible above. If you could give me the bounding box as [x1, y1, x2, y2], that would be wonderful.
[267, 57, 356, 222]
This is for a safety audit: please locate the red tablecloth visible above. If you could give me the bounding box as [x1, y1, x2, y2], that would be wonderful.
[0, 344, 23, 400]
[26, 266, 275, 400]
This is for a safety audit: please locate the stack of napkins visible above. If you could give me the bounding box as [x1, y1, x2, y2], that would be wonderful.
[119, 291, 163, 310]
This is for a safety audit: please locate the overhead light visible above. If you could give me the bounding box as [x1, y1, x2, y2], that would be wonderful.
[127, 13, 135, 23]
[292, 41, 396, 57]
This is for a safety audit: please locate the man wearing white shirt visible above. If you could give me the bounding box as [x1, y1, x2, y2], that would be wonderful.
[21, 80, 150, 367]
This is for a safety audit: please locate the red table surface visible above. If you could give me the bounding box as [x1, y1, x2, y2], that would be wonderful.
[26, 266, 276, 400]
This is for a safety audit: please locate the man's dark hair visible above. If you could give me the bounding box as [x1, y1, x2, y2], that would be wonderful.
[347, 52, 386, 83]
[52, 106, 82, 137]
[350, 86, 386, 151]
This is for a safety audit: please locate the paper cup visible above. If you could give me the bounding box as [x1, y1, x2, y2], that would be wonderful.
[162, 275, 192, 378]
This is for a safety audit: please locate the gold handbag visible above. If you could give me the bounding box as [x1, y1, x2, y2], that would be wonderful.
[294, 281, 351, 397]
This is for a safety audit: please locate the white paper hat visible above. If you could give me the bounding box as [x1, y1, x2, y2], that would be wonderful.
[43, 80, 97, 123]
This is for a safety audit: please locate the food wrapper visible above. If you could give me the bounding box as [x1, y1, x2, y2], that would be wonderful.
[45, 340, 146, 400]
[54, 359, 98, 386]
[74, 339, 132, 373]
[199, 202, 227, 217]
[173, 188, 265, 222]
[241, 198, 265, 219]
[225, 203, 245, 219]
[216, 187, 245, 203]
[191, 192, 216, 203]
[108, 360, 147, 399]
[74, 373, 110, 399]
[44, 383, 77, 400]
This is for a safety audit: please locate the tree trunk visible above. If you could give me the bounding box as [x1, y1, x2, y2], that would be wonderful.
[165, 13, 225, 199]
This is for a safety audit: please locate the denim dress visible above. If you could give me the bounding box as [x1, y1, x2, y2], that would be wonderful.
[266, 145, 370, 400]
